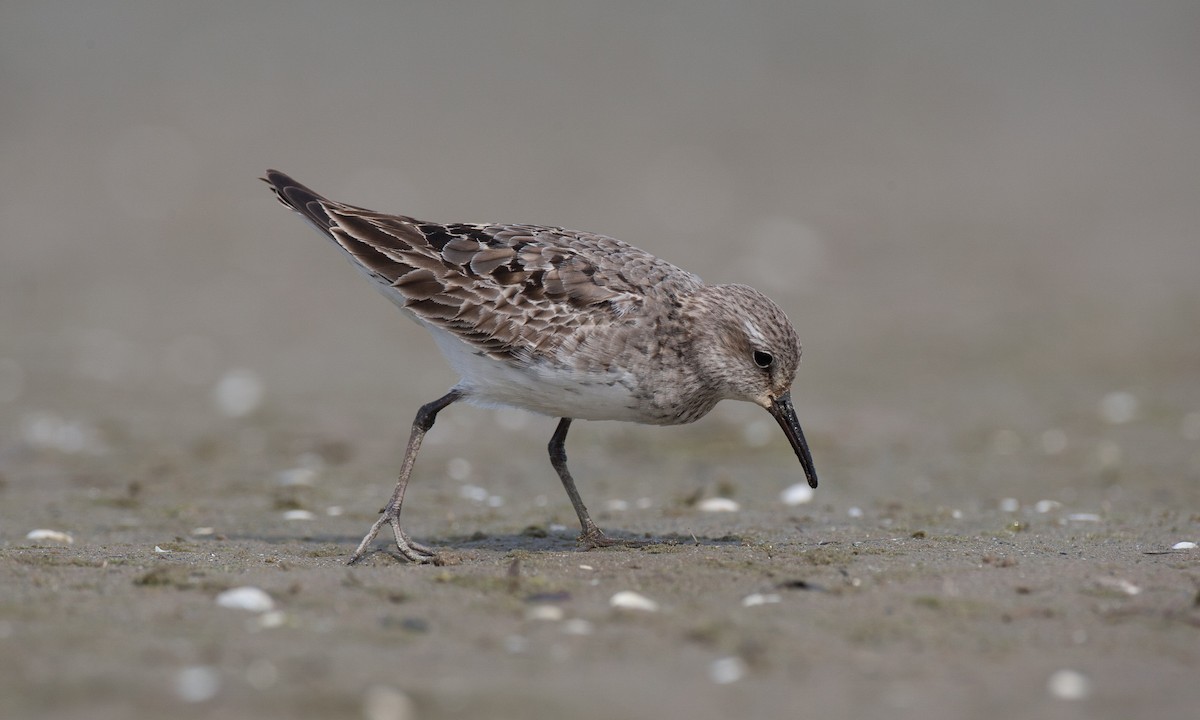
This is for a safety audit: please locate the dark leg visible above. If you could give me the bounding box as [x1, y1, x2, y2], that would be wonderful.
[348, 389, 462, 564]
[548, 418, 615, 549]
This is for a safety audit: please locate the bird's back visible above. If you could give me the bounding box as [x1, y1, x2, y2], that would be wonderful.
[265, 170, 708, 421]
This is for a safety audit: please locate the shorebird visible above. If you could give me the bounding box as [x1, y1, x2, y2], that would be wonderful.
[264, 169, 818, 563]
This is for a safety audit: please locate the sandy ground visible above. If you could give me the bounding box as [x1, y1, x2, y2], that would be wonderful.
[3, 3, 1200, 719]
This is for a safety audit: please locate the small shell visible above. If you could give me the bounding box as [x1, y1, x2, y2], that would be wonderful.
[525, 605, 564, 622]
[25, 529, 73, 545]
[609, 591, 660, 612]
[362, 685, 415, 720]
[697, 497, 740, 512]
[282, 509, 315, 521]
[1047, 669, 1091, 700]
[213, 368, 264, 418]
[176, 666, 220, 703]
[780, 483, 815, 506]
[1172, 541, 1197, 550]
[709, 656, 748, 684]
[741, 593, 782, 607]
[215, 586, 275, 613]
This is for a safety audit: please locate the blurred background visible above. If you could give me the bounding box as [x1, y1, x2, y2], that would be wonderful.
[2, 0, 1198, 515]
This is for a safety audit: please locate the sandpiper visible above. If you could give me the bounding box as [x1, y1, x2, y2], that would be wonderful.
[264, 170, 818, 563]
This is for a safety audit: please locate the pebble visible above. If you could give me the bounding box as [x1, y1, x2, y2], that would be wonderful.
[609, 591, 660, 612]
[25, 529, 73, 545]
[282, 509, 315, 521]
[847, 506, 864, 518]
[1047, 669, 1091, 700]
[780, 483, 815, 506]
[176, 665, 220, 703]
[1034, 500, 1062, 514]
[1172, 541, 1196, 550]
[215, 586, 275, 613]
[362, 685, 415, 720]
[604, 499, 630, 512]
[697, 497, 740, 512]
[999, 497, 1020, 513]
[1066, 513, 1102, 523]
[709, 656, 748, 684]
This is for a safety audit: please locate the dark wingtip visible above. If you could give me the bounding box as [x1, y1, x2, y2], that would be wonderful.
[262, 169, 335, 229]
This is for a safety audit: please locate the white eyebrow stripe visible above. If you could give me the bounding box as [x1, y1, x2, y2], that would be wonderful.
[742, 319, 767, 347]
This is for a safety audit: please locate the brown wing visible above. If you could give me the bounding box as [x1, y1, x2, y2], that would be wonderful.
[264, 170, 702, 360]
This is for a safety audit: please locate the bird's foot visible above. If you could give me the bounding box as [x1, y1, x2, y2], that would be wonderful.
[348, 512, 437, 565]
[577, 526, 623, 550]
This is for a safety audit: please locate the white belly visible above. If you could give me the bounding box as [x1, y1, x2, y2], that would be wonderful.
[423, 323, 646, 422]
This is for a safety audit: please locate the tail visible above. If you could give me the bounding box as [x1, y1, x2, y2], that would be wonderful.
[262, 169, 339, 236]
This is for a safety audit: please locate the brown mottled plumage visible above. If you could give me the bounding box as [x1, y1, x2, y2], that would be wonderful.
[264, 169, 817, 563]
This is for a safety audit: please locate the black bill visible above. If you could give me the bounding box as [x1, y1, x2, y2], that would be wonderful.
[767, 392, 818, 488]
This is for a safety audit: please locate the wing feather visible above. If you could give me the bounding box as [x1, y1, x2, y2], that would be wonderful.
[263, 169, 703, 360]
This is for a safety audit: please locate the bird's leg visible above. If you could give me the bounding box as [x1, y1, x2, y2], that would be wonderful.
[548, 418, 616, 549]
[348, 389, 462, 564]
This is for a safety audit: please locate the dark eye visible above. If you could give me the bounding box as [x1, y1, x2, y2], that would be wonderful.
[753, 350, 773, 369]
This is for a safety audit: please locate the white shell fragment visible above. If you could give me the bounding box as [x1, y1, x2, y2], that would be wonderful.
[780, 483, 815, 506]
[25, 529, 74, 545]
[176, 665, 220, 703]
[213, 368, 264, 418]
[562, 618, 594, 635]
[258, 611, 287, 629]
[525, 605, 564, 622]
[697, 497, 741, 512]
[999, 497, 1020, 512]
[277, 467, 318, 486]
[709, 656, 748, 684]
[1034, 500, 1062, 514]
[609, 591, 660, 612]
[281, 509, 316, 521]
[1095, 577, 1141, 596]
[362, 685, 416, 720]
[215, 586, 275, 613]
[1172, 541, 1197, 550]
[1066, 513, 1102, 522]
[1047, 669, 1092, 700]
[742, 593, 782, 607]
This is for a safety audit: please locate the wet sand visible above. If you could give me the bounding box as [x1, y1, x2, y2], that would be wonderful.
[2, 3, 1199, 719]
